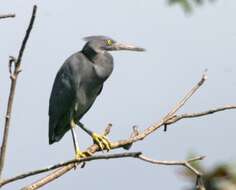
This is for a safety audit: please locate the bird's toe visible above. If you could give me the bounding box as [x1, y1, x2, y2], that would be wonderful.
[92, 133, 111, 151]
[75, 149, 92, 159]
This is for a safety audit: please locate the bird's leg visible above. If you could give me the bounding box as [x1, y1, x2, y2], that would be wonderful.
[78, 122, 111, 152]
[70, 120, 92, 159]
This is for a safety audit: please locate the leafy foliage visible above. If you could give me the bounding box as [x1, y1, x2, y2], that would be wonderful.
[168, 0, 216, 13]
[180, 155, 236, 190]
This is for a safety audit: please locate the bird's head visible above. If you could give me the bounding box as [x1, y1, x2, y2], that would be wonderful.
[83, 35, 145, 53]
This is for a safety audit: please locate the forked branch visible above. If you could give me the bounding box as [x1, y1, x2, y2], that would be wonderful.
[0, 153, 205, 188]
[0, 5, 37, 179]
[18, 72, 235, 190]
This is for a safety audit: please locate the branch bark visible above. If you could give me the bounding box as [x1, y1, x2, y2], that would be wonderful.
[0, 152, 141, 187]
[0, 5, 37, 179]
[165, 105, 236, 125]
[0, 14, 15, 19]
[0, 153, 205, 188]
[139, 155, 204, 175]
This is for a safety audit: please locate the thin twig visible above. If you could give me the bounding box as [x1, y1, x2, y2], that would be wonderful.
[20, 72, 209, 190]
[0, 152, 141, 187]
[16, 6, 37, 67]
[109, 72, 208, 148]
[166, 71, 207, 118]
[0, 5, 37, 179]
[165, 105, 236, 125]
[138, 154, 205, 189]
[0, 14, 15, 19]
[163, 71, 207, 131]
[138, 155, 204, 176]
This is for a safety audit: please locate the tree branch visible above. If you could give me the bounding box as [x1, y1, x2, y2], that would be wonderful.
[0, 69, 232, 189]
[138, 155, 204, 175]
[0, 5, 37, 179]
[20, 72, 209, 190]
[0, 14, 15, 19]
[138, 155, 206, 189]
[0, 152, 142, 187]
[164, 105, 236, 125]
[0, 152, 205, 188]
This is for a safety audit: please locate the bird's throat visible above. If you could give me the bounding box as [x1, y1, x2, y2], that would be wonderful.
[81, 44, 113, 82]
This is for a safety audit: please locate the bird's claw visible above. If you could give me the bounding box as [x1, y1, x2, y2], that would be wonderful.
[92, 132, 111, 151]
[75, 149, 92, 159]
[73, 149, 92, 170]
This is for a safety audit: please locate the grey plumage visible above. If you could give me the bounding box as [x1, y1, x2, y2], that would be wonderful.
[48, 35, 144, 145]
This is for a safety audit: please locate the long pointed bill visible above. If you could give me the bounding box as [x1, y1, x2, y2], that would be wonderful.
[110, 42, 145, 52]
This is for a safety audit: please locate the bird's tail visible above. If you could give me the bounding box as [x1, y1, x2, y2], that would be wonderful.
[49, 116, 70, 144]
[49, 121, 58, 144]
[49, 118, 62, 144]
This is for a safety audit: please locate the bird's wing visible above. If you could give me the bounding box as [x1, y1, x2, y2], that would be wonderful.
[97, 84, 103, 96]
[48, 64, 75, 144]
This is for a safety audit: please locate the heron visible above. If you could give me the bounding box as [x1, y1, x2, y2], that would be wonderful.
[48, 35, 145, 158]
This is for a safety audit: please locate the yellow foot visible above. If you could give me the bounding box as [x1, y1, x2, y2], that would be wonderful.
[73, 149, 92, 169]
[92, 133, 111, 151]
[75, 149, 92, 160]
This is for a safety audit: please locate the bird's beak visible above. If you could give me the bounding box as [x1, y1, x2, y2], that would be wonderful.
[108, 42, 145, 52]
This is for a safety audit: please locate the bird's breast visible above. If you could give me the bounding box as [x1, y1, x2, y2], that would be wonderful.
[93, 53, 114, 82]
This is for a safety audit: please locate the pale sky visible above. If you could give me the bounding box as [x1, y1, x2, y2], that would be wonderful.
[0, 0, 236, 189]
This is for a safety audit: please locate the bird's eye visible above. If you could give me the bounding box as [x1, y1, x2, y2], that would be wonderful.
[105, 39, 113, 46]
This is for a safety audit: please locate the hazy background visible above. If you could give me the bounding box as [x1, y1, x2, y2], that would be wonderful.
[0, 0, 236, 189]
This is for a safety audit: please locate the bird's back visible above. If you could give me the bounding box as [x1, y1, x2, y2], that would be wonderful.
[48, 54, 78, 144]
[48, 52, 107, 144]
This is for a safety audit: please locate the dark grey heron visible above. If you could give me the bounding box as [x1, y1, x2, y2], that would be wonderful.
[49, 36, 145, 158]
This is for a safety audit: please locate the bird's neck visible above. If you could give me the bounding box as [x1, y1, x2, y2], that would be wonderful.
[82, 45, 113, 82]
[81, 45, 98, 62]
[92, 52, 114, 82]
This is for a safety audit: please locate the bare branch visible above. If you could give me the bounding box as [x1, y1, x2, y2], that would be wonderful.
[0, 152, 141, 187]
[163, 71, 207, 131]
[138, 155, 204, 175]
[20, 72, 209, 190]
[4, 70, 233, 189]
[165, 105, 236, 125]
[0, 152, 205, 189]
[139, 155, 205, 189]
[0, 14, 15, 19]
[196, 176, 206, 190]
[0, 5, 37, 179]
[167, 71, 207, 118]
[16, 6, 37, 67]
